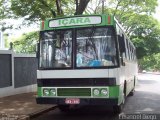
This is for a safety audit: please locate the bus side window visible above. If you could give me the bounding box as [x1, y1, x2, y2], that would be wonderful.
[118, 34, 126, 66]
[118, 35, 125, 55]
[129, 42, 132, 60]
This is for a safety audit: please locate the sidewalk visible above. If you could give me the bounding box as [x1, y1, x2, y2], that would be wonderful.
[0, 92, 56, 120]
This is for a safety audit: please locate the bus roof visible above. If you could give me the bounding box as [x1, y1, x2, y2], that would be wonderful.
[40, 14, 115, 31]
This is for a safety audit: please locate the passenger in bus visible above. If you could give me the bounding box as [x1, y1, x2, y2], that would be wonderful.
[55, 48, 69, 67]
[76, 49, 95, 67]
[76, 51, 83, 66]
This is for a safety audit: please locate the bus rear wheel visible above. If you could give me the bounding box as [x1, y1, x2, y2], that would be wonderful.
[129, 79, 136, 96]
[129, 89, 135, 96]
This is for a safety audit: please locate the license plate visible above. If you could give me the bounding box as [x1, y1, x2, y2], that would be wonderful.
[65, 98, 80, 104]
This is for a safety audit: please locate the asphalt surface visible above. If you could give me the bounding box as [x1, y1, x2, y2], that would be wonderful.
[31, 73, 160, 120]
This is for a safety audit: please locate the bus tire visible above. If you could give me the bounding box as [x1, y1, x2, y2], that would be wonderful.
[113, 81, 126, 114]
[113, 93, 125, 114]
[113, 104, 123, 114]
[58, 105, 70, 112]
[129, 79, 136, 96]
[129, 89, 135, 96]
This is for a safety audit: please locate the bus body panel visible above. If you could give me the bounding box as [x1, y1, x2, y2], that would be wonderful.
[38, 69, 118, 80]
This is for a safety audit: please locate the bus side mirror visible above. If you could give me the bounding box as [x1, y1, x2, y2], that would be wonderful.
[118, 35, 126, 53]
[36, 42, 40, 58]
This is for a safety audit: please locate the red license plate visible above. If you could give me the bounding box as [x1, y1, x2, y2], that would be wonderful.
[65, 98, 80, 104]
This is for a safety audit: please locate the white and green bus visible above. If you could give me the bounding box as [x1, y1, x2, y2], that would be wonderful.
[36, 14, 138, 113]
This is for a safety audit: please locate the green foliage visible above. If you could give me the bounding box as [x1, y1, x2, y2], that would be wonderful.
[130, 16, 160, 59]
[10, 0, 56, 20]
[99, 0, 160, 60]
[139, 53, 160, 71]
[13, 31, 38, 53]
[96, 0, 160, 70]
[4, 0, 89, 22]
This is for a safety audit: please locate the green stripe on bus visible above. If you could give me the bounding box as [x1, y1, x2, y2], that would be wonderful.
[38, 87, 42, 97]
[38, 86, 121, 98]
[109, 86, 119, 98]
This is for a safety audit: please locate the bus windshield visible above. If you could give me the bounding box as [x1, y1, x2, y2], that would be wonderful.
[76, 27, 117, 67]
[39, 27, 117, 69]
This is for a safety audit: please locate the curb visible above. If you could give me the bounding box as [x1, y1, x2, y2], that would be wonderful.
[28, 106, 57, 119]
[18, 115, 30, 120]
[0, 114, 29, 120]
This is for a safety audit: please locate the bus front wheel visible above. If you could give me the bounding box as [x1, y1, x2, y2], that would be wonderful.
[113, 95, 125, 114]
[113, 104, 123, 114]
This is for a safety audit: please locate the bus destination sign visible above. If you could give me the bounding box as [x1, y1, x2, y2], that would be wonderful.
[49, 16, 102, 28]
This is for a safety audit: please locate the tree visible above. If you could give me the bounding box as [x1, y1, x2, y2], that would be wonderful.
[1, 0, 90, 21]
[92, 0, 160, 70]
[12, 31, 38, 53]
[139, 53, 160, 71]
[0, 0, 91, 31]
[1, 0, 158, 30]
[94, 0, 160, 59]
[75, 0, 90, 15]
[129, 15, 160, 59]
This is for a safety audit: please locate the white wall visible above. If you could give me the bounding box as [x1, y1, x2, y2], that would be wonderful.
[0, 50, 37, 97]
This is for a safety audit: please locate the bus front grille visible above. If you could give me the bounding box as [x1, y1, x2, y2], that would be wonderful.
[37, 78, 116, 87]
[57, 88, 91, 97]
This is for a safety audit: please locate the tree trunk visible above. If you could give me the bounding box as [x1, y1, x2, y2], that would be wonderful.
[40, 0, 56, 17]
[56, 0, 63, 15]
[75, 0, 90, 15]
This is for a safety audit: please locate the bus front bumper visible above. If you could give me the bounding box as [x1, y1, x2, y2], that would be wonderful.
[36, 97, 118, 106]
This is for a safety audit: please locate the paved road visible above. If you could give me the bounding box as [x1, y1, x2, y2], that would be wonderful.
[32, 73, 160, 120]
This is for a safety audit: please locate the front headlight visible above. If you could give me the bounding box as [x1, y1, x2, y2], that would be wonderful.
[93, 89, 100, 96]
[50, 89, 56, 96]
[43, 89, 50, 96]
[101, 89, 108, 96]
